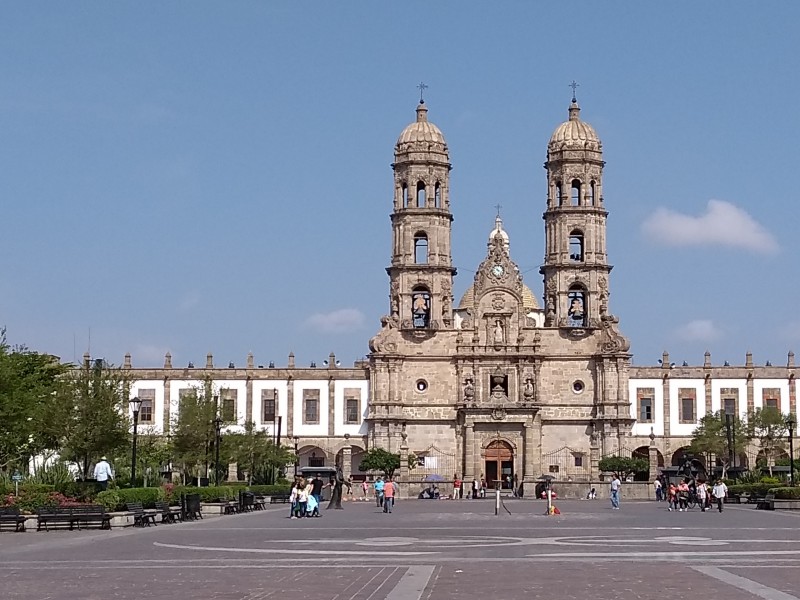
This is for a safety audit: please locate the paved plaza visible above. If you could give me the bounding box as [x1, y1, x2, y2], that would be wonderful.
[1, 498, 799, 599]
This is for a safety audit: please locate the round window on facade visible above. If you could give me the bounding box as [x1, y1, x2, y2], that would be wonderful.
[572, 380, 585, 394]
[415, 379, 428, 393]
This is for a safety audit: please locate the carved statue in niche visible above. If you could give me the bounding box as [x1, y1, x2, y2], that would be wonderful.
[523, 378, 534, 401]
[463, 378, 475, 403]
[493, 320, 505, 345]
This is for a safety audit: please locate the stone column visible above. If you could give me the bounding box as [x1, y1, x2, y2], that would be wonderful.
[342, 444, 352, 481]
[522, 422, 532, 481]
[162, 376, 171, 434]
[287, 378, 294, 437]
[245, 375, 253, 422]
[648, 429, 659, 482]
[464, 423, 475, 480]
[328, 377, 336, 437]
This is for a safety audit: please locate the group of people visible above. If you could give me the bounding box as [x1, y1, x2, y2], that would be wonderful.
[371, 475, 398, 513]
[452, 475, 491, 499]
[288, 475, 327, 519]
[661, 478, 728, 513]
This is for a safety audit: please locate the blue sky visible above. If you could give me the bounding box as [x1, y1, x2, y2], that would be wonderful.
[2, 3, 799, 369]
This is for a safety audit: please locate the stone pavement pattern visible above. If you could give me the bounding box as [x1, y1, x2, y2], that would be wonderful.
[1, 499, 799, 599]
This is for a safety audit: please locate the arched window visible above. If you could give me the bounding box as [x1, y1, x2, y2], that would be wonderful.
[402, 183, 409, 208]
[589, 181, 596, 205]
[434, 182, 441, 208]
[569, 230, 584, 262]
[556, 181, 563, 206]
[571, 179, 581, 206]
[567, 286, 587, 327]
[416, 181, 426, 207]
[414, 232, 428, 264]
[411, 286, 431, 328]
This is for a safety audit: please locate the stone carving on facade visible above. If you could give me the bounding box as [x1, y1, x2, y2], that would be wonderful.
[492, 320, 505, 345]
[463, 378, 475, 405]
[473, 236, 523, 299]
[490, 407, 507, 421]
[599, 314, 631, 354]
[369, 315, 401, 353]
[523, 378, 535, 401]
[491, 293, 506, 311]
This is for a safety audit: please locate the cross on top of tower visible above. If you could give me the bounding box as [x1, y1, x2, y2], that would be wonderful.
[417, 81, 428, 104]
[495, 203, 502, 218]
[569, 80, 580, 102]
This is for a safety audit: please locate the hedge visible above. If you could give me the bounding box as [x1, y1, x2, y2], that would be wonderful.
[769, 487, 800, 500]
[726, 483, 779, 496]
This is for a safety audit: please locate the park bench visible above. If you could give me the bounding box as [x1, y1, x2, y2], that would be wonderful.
[154, 501, 182, 524]
[253, 496, 268, 510]
[223, 501, 239, 515]
[0, 507, 27, 532]
[756, 494, 775, 511]
[269, 494, 291, 504]
[37, 505, 111, 531]
[126, 502, 158, 527]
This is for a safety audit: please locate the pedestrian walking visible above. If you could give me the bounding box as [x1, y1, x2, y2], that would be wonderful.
[512, 474, 520, 498]
[383, 477, 395, 513]
[653, 478, 663, 502]
[667, 483, 678, 511]
[472, 477, 480, 500]
[610, 473, 621, 509]
[678, 480, 690, 511]
[696, 479, 708, 512]
[310, 475, 324, 517]
[712, 479, 728, 512]
[453, 474, 462, 500]
[93, 456, 114, 491]
[362, 480, 369, 498]
[374, 476, 385, 508]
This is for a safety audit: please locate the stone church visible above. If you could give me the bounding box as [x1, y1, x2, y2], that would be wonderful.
[121, 96, 796, 487]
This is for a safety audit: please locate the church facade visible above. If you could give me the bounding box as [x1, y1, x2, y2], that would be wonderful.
[120, 98, 797, 485]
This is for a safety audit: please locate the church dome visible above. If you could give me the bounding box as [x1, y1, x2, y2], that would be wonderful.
[457, 283, 540, 311]
[548, 100, 601, 150]
[396, 102, 447, 148]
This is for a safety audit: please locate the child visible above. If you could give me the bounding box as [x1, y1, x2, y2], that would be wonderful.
[667, 483, 678, 511]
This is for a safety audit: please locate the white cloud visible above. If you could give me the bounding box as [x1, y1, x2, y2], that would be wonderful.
[302, 308, 365, 334]
[675, 319, 721, 342]
[641, 199, 778, 254]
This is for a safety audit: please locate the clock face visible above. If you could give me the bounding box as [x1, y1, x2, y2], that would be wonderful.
[491, 264, 504, 277]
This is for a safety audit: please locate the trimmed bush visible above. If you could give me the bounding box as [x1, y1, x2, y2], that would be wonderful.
[769, 487, 800, 500]
[727, 483, 777, 496]
[246, 485, 292, 496]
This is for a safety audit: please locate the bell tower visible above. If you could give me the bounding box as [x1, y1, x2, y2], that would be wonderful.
[387, 99, 455, 330]
[540, 93, 611, 328]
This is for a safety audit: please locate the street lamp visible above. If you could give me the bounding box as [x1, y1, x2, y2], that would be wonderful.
[213, 416, 223, 486]
[294, 436, 300, 477]
[787, 415, 796, 487]
[129, 396, 143, 487]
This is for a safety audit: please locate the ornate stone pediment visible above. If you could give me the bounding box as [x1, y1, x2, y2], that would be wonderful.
[473, 236, 524, 300]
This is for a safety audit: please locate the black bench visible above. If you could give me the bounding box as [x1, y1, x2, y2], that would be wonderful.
[253, 496, 268, 510]
[154, 501, 182, 524]
[37, 506, 111, 531]
[756, 494, 775, 511]
[269, 494, 291, 504]
[126, 502, 157, 527]
[223, 501, 239, 515]
[0, 507, 27, 532]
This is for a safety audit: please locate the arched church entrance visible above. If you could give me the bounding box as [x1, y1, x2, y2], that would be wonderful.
[484, 440, 514, 489]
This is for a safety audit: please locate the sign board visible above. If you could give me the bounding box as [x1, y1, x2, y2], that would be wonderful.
[11, 473, 23, 482]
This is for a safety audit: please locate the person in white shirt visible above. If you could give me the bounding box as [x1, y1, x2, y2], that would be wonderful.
[93, 456, 114, 490]
[712, 480, 728, 513]
[610, 473, 621, 509]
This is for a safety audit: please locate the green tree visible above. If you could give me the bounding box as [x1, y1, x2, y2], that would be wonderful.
[747, 407, 788, 476]
[358, 448, 401, 477]
[0, 331, 71, 472]
[223, 421, 296, 484]
[130, 428, 173, 486]
[598, 456, 649, 480]
[170, 386, 216, 483]
[690, 410, 750, 479]
[61, 360, 131, 479]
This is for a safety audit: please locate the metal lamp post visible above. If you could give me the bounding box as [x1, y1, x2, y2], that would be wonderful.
[129, 396, 143, 487]
[787, 415, 796, 487]
[294, 436, 300, 477]
[213, 416, 223, 486]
